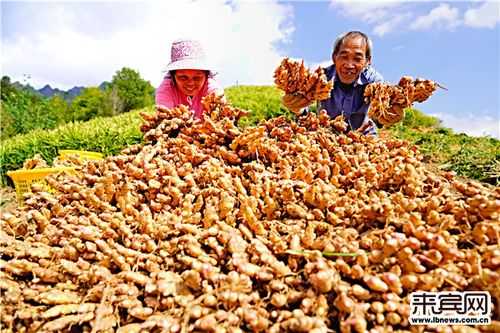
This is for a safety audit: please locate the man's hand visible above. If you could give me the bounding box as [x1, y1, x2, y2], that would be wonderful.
[282, 93, 312, 114]
[356, 118, 377, 136]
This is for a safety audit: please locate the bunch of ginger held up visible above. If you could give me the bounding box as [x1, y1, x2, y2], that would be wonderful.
[1, 94, 499, 333]
[274, 58, 333, 115]
[364, 76, 443, 127]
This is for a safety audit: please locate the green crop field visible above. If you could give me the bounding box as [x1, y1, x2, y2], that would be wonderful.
[1, 85, 498, 186]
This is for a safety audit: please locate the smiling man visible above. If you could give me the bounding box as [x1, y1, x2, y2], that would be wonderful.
[320, 31, 384, 135]
[283, 31, 384, 135]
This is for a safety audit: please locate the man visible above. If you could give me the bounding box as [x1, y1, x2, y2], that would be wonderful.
[284, 31, 383, 135]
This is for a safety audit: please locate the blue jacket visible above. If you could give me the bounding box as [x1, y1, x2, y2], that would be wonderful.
[318, 64, 383, 134]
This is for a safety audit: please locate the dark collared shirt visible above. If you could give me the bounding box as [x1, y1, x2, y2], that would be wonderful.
[318, 64, 383, 134]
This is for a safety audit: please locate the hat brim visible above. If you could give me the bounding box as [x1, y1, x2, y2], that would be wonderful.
[164, 58, 213, 72]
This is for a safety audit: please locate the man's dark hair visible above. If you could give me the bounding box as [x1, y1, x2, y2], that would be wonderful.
[332, 31, 373, 61]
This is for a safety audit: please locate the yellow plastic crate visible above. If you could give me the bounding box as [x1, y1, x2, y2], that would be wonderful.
[7, 167, 76, 205]
[58, 150, 104, 161]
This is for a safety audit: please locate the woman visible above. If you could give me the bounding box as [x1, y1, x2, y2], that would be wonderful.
[155, 39, 224, 119]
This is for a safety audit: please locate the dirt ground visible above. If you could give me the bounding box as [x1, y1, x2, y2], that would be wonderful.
[0, 186, 18, 216]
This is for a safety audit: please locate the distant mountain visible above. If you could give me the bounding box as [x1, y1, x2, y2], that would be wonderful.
[9, 81, 109, 101]
[11, 82, 39, 95]
[99, 81, 110, 91]
[38, 84, 60, 97]
[37, 84, 85, 100]
[66, 86, 85, 99]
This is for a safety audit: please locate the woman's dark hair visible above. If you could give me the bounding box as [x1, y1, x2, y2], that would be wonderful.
[169, 70, 212, 84]
[332, 31, 373, 61]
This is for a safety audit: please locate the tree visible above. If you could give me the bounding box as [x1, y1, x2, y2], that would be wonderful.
[107, 67, 154, 113]
[0, 103, 17, 140]
[48, 95, 71, 123]
[103, 85, 124, 117]
[70, 87, 107, 122]
[1, 76, 18, 101]
[1, 85, 65, 135]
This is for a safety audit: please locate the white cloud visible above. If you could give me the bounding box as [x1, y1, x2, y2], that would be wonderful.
[330, 1, 498, 35]
[410, 4, 461, 31]
[430, 112, 500, 139]
[464, 1, 500, 29]
[1, 0, 294, 90]
[373, 13, 412, 37]
[329, 0, 414, 36]
[329, 0, 403, 24]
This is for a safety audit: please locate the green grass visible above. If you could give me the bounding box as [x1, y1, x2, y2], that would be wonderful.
[1, 86, 498, 185]
[0, 108, 151, 185]
[225, 85, 294, 126]
[385, 108, 499, 184]
[388, 127, 499, 184]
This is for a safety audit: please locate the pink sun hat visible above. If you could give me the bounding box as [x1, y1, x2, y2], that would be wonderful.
[164, 39, 215, 75]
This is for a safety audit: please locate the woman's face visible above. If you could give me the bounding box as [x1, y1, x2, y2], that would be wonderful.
[174, 69, 207, 97]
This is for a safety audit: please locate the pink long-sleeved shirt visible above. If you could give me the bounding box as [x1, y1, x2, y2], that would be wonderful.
[155, 77, 223, 119]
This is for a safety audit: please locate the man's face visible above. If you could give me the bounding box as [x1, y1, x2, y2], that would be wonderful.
[333, 36, 370, 84]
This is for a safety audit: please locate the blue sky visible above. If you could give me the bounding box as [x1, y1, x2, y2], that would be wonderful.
[1, 0, 499, 137]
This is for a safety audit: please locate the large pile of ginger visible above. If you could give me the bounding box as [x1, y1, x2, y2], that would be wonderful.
[1, 95, 498, 333]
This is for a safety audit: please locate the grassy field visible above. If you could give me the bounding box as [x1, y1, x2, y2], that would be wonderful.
[1, 85, 498, 186]
[385, 109, 499, 184]
[0, 109, 148, 186]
